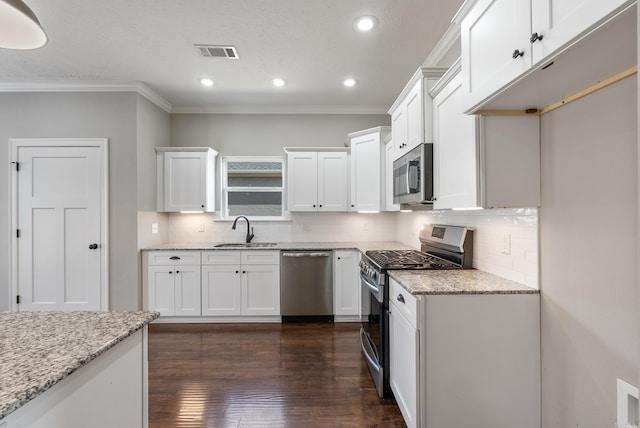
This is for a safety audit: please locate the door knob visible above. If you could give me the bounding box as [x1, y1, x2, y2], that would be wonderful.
[88, 243, 98, 250]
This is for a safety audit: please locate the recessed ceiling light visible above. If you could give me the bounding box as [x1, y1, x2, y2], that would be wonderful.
[354, 16, 378, 32]
[343, 78, 357, 88]
[272, 78, 286, 87]
[199, 77, 214, 87]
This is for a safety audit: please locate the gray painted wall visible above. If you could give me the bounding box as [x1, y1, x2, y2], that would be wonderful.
[170, 113, 390, 155]
[540, 76, 638, 426]
[0, 92, 142, 311]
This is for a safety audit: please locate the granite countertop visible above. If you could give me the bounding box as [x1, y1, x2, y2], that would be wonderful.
[0, 310, 159, 420]
[389, 269, 539, 295]
[142, 241, 414, 253]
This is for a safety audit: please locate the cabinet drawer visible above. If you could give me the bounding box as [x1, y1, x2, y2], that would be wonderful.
[147, 251, 200, 266]
[241, 250, 279, 265]
[390, 278, 417, 328]
[202, 251, 242, 265]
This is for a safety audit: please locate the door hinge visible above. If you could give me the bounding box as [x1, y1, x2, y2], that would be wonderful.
[16, 229, 20, 238]
[11, 161, 19, 171]
[16, 295, 21, 304]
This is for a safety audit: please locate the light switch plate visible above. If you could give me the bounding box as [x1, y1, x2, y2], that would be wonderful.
[501, 233, 511, 255]
[151, 223, 159, 234]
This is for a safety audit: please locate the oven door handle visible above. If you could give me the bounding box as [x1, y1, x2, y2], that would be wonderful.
[360, 328, 381, 370]
[360, 272, 380, 295]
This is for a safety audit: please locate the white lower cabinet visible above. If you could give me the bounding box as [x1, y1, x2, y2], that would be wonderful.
[389, 282, 419, 428]
[333, 250, 360, 318]
[146, 252, 201, 316]
[201, 250, 280, 317]
[388, 278, 540, 428]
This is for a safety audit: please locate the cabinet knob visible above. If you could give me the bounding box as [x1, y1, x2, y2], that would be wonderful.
[319, 204, 323, 207]
[176, 270, 180, 274]
[169, 271, 173, 274]
[512, 49, 525, 59]
[337, 257, 341, 260]
[201, 204, 205, 208]
[313, 204, 316, 208]
[88, 243, 98, 250]
[530, 32, 543, 43]
[242, 270, 246, 274]
[235, 270, 239, 274]
[397, 294, 405, 304]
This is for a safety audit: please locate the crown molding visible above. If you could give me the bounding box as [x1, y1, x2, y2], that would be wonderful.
[0, 81, 172, 113]
[423, 22, 461, 67]
[170, 104, 390, 115]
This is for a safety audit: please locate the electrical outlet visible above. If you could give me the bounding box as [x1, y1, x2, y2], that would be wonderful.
[303, 223, 311, 232]
[198, 223, 205, 232]
[363, 223, 369, 231]
[501, 233, 511, 255]
[151, 223, 158, 234]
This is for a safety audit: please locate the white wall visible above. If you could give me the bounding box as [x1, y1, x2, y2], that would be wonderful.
[394, 208, 538, 288]
[539, 76, 638, 427]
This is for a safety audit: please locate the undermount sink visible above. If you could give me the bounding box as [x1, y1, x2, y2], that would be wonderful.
[213, 242, 277, 248]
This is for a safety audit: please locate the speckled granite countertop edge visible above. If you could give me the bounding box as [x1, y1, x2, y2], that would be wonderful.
[141, 241, 415, 252]
[0, 311, 159, 421]
[388, 270, 539, 296]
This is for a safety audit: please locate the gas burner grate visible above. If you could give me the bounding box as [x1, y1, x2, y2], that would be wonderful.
[365, 250, 459, 270]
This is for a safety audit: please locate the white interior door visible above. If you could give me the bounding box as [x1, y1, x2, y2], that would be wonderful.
[11, 139, 108, 311]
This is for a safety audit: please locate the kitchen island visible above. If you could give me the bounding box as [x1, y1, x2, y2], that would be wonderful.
[0, 311, 158, 428]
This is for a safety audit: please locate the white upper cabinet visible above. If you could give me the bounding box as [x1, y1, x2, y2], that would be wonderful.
[456, 0, 635, 112]
[347, 127, 390, 212]
[388, 68, 447, 160]
[530, 0, 633, 64]
[431, 59, 540, 209]
[459, 0, 532, 111]
[156, 147, 217, 212]
[384, 134, 400, 212]
[285, 149, 349, 212]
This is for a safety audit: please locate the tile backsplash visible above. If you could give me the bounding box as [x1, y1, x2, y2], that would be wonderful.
[394, 208, 538, 288]
[162, 208, 538, 288]
[166, 211, 397, 244]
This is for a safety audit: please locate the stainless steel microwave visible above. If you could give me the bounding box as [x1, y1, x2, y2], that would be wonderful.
[392, 143, 434, 205]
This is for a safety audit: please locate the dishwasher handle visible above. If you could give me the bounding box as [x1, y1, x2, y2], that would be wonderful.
[282, 252, 331, 258]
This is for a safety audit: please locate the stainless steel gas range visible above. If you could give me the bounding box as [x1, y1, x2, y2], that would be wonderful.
[359, 224, 474, 398]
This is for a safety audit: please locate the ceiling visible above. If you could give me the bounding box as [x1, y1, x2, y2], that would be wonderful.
[0, 0, 465, 113]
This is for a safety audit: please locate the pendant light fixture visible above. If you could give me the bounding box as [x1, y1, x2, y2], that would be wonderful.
[0, 0, 47, 50]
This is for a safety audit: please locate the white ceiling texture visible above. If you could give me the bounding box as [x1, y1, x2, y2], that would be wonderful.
[0, 0, 465, 113]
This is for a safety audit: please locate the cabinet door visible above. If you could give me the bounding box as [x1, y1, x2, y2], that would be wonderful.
[201, 265, 242, 316]
[404, 80, 424, 153]
[147, 266, 175, 316]
[384, 139, 400, 211]
[317, 152, 349, 211]
[174, 265, 201, 316]
[460, 0, 532, 111]
[391, 107, 407, 157]
[163, 151, 207, 211]
[333, 251, 360, 316]
[389, 303, 419, 428]
[531, 0, 632, 64]
[242, 265, 280, 316]
[350, 133, 381, 212]
[432, 71, 479, 209]
[287, 152, 319, 211]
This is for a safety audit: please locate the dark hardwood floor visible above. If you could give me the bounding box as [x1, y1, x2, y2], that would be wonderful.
[148, 322, 405, 428]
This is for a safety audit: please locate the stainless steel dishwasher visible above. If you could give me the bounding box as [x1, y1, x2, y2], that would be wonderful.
[280, 251, 333, 322]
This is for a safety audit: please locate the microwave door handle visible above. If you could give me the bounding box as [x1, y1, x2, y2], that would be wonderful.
[405, 161, 411, 195]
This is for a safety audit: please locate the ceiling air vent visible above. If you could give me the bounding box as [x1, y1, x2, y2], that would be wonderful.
[195, 45, 239, 59]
